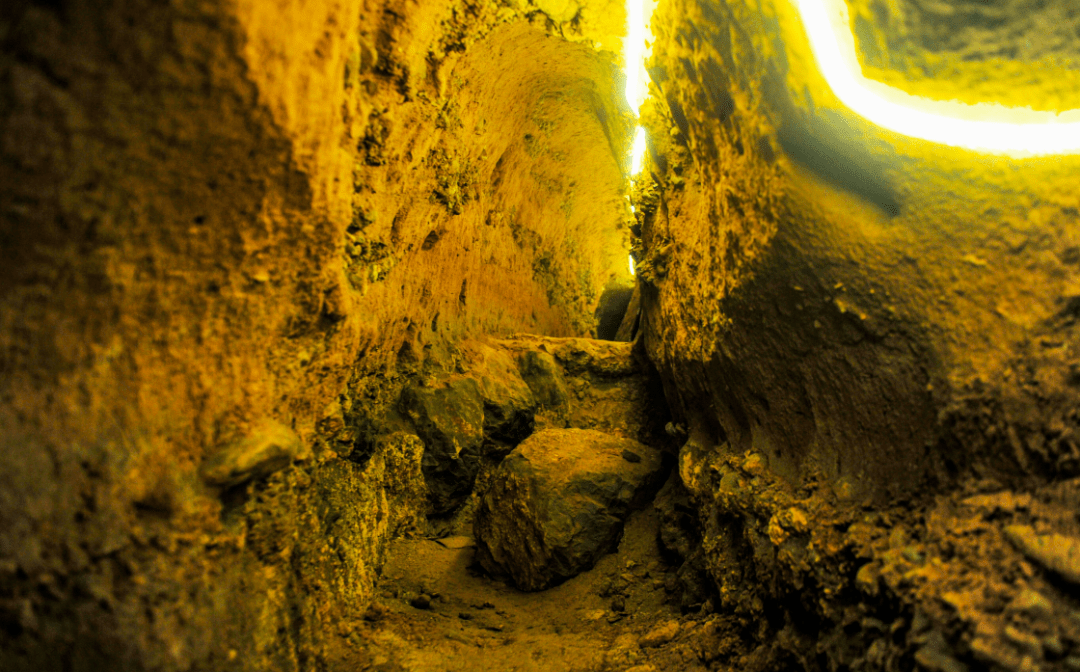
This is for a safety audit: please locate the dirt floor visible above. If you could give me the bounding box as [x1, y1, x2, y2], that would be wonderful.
[337, 507, 715, 672]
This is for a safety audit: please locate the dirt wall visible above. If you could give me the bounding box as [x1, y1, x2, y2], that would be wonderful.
[0, 0, 633, 668]
[641, 0, 1080, 508]
[848, 0, 1080, 108]
[637, 0, 1080, 668]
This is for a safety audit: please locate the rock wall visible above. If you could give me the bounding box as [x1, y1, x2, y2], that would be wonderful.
[9, 0, 1080, 667]
[400, 335, 673, 523]
[637, 0, 1080, 668]
[0, 0, 633, 668]
[642, 0, 1080, 504]
[848, 0, 1080, 107]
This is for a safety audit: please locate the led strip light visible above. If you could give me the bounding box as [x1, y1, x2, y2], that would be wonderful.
[625, 0, 656, 174]
[793, 0, 1080, 156]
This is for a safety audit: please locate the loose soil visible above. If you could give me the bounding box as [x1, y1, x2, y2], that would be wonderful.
[337, 508, 713, 672]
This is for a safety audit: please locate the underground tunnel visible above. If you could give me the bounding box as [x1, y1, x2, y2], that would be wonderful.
[4, 0, 1080, 670]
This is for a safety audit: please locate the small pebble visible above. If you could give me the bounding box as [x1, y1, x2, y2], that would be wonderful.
[410, 594, 432, 610]
[364, 602, 389, 622]
[639, 620, 680, 648]
[596, 578, 614, 597]
[611, 596, 626, 612]
[1011, 588, 1053, 618]
[445, 632, 472, 645]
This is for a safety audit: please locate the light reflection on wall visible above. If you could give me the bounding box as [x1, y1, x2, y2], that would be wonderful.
[630, 126, 648, 174]
[793, 0, 1080, 156]
[625, 0, 657, 174]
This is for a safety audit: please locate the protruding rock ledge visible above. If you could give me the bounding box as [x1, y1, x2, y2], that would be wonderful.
[200, 419, 304, 488]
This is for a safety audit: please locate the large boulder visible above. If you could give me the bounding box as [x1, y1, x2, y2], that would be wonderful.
[517, 348, 571, 412]
[463, 344, 537, 450]
[473, 428, 668, 590]
[400, 349, 539, 515]
[400, 378, 486, 515]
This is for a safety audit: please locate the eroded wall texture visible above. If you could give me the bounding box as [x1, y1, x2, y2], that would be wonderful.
[5, 0, 1080, 669]
[0, 0, 633, 668]
[636, 0, 1080, 668]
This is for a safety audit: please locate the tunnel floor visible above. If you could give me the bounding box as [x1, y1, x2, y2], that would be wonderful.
[339, 503, 714, 671]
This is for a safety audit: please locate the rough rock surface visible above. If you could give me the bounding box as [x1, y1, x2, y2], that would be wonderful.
[847, 0, 1080, 108]
[1003, 525, 1080, 586]
[632, 0, 1080, 668]
[518, 349, 572, 411]
[639, 620, 680, 648]
[0, 0, 634, 667]
[342, 498, 702, 672]
[595, 284, 635, 340]
[6, 0, 1080, 667]
[400, 342, 541, 515]
[401, 335, 674, 522]
[400, 378, 487, 515]
[497, 335, 672, 447]
[462, 343, 537, 449]
[653, 472, 713, 611]
[641, 0, 1080, 500]
[473, 428, 667, 590]
[200, 419, 305, 488]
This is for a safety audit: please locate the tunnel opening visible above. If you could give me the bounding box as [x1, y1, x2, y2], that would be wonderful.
[4, 0, 1080, 670]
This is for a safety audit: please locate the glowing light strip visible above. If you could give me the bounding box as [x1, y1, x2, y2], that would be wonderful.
[794, 0, 1080, 156]
[625, 0, 656, 173]
[624, 0, 654, 113]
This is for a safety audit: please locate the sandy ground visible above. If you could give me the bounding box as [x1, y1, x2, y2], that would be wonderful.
[335, 508, 718, 672]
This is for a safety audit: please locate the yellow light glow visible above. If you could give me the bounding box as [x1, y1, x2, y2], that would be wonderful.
[630, 126, 648, 174]
[793, 0, 1080, 156]
[625, 0, 657, 174]
[624, 0, 656, 114]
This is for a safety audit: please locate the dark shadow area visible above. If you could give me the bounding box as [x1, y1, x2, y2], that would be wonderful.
[778, 122, 901, 216]
[595, 286, 634, 340]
